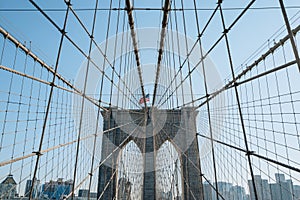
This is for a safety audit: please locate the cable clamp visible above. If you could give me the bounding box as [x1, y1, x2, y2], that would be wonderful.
[65, 0, 72, 6]
[246, 151, 255, 156]
[60, 29, 67, 35]
[33, 151, 43, 156]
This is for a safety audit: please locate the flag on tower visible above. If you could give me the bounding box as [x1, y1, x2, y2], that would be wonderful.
[139, 94, 150, 104]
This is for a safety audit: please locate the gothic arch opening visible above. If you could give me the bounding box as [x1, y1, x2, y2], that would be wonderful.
[116, 140, 143, 200]
[156, 140, 183, 200]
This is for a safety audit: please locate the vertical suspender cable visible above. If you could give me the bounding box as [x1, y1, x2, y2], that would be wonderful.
[218, 2, 259, 200]
[192, 0, 216, 199]
[28, 0, 71, 199]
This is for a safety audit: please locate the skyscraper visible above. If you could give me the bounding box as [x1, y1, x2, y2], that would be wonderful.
[24, 179, 40, 198]
[293, 185, 300, 200]
[270, 174, 293, 200]
[248, 174, 296, 200]
[275, 173, 286, 183]
[229, 185, 247, 200]
[262, 179, 271, 200]
[248, 175, 263, 200]
[78, 189, 97, 199]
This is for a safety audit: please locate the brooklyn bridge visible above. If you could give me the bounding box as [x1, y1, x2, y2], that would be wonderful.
[0, 0, 300, 199]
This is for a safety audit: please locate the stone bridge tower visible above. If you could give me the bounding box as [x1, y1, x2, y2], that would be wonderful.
[97, 107, 204, 200]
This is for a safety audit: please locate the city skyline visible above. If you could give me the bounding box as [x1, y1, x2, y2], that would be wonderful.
[1, 172, 300, 199]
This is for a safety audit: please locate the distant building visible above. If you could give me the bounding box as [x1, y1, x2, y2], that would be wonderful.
[24, 179, 40, 198]
[212, 181, 232, 199]
[78, 189, 97, 199]
[229, 185, 247, 200]
[270, 183, 282, 200]
[248, 175, 262, 200]
[41, 178, 73, 199]
[293, 185, 300, 200]
[270, 174, 293, 200]
[0, 174, 18, 199]
[203, 174, 300, 200]
[248, 175, 271, 200]
[202, 181, 249, 200]
[247, 173, 299, 200]
[203, 181, 212, 200]
[262, 179, 271, 200]
[275, 173, 286, 183]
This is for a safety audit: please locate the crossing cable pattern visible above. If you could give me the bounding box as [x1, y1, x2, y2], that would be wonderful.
[0, 0, 300, 200]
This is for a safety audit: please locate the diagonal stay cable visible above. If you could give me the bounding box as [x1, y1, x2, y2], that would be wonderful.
[65, 114, 145, 199]
[87, 0, 121, 195]
[180, 0, 195, 108]
[170, 117, 300, 193]
[218, 2, 259, 200]
[0, 26, 108, 112]
[196, 133, 300, 174]
[0, 64, 128, 110]
[154, 114, 225, 200]
[70, 0, 101, 198]
[156, 4, 220, 107]
[179, 56, 297, 113]
[152, 0, 171, 106]
[67, 5, 141, 108]
[158, 1, 255, 108]
[194, 24, 300, 110]
[27, 0, 71, 199]
[28, 0, 141, 108]
[0, 109, 144, 167]
[192, 0, 220, 198]
[158, 0, 255, 108]
[154, 116, 199, 200]
[278, 0, 300, 72]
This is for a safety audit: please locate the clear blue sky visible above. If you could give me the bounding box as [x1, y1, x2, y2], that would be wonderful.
[0, 0, 299, 81]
